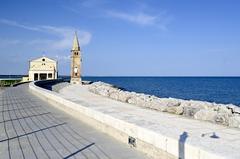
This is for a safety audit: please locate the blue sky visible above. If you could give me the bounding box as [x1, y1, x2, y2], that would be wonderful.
[0, 0, 240, 76]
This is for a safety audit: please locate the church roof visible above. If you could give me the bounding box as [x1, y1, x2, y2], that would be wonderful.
[72, 32, 80, 51]
[30, 56, 56, 63]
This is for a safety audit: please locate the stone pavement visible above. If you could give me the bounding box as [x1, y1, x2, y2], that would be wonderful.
[0, 84, 148, 159]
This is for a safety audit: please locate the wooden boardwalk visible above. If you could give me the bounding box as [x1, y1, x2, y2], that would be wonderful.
[0, 84, 147, 159]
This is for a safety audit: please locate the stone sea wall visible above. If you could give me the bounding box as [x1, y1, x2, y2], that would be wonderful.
[88, 81, 240, 129]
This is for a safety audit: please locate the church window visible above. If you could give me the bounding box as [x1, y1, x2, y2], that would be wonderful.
[42, 58, 45, 61]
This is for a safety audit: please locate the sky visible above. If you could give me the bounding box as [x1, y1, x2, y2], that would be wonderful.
[0, 0, 240, 76]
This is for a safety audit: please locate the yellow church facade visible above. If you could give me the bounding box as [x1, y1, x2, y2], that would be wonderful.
[28, 56, 57, 81]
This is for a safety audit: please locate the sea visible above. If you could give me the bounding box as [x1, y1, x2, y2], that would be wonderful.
[1, 75, 240, 106]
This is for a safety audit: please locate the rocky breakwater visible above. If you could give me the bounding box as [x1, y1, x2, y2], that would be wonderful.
[88, 81, 240, 129]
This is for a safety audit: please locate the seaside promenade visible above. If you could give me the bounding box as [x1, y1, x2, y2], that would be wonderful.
[0, 84, 148, 159]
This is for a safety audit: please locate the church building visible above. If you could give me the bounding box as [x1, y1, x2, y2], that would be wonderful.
[28, 56, 58, 81]
[27, 32, 81, 82]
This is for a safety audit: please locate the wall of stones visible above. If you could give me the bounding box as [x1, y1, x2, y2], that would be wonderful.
[88, 82, 240, 128]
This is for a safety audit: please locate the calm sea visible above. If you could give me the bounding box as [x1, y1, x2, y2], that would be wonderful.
[1, 75, 240, 106]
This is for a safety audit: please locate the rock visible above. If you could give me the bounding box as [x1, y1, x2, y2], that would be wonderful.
[228, 105, 240, 114]
[133, 96, 146, 107]
[118, 91, 131, 102]
[147, 99, 168, 111]
[156, 98, 178, 108]
[216, 105, 233, 115]
[109, 91, 120, 100]
[146, 100, 160, 110]
[166, 106, 184, 115]
[127, 97, 136, 104]
[228, 115, 240, 128]
[181, 100, 216, 117]
[234, 107, 240, 114]
[194, 109, 218, 122]
[184, 100, 212, 109]
[99, 89, 110, 97]
[215, 113, 230, 125]
[183, 106, 200, 117]
[88, 81, 120, 97]
[166, 98, 181, 107]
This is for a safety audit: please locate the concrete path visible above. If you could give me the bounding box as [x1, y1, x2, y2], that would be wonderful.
[0, 84, 148, 159]
[59, 84, 240, 159]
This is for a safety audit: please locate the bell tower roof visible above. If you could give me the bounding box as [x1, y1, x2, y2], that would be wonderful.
[72, 31, 80, 51]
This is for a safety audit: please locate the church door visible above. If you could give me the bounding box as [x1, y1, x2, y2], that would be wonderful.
[34, 73, 38, 81]
[39, 73, 47, 80]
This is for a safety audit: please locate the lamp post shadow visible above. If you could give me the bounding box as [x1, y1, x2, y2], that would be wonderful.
[178, 131, 188, 159]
